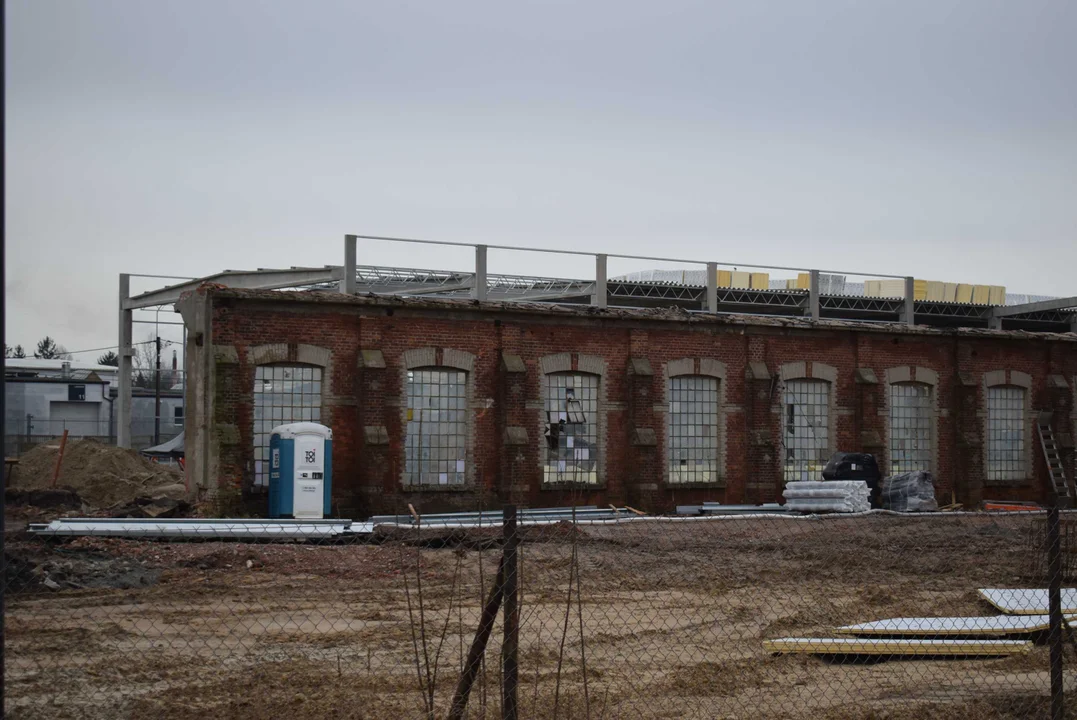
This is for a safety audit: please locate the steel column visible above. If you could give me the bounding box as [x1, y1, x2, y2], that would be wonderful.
[592, 253, 607, 307]
[903, 276, 916, 326]
[474, 244, 488, 301]
[706, 262, 718, 313]
[808, 270, 820, 320]
[117, 273, 134, 449]
[341, 234, 357, 294]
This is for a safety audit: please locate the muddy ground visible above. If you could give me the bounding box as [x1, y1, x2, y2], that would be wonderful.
[4, 513, 1075, 719]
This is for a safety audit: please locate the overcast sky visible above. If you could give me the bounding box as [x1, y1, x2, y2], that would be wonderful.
[6, 0, 1076, 360]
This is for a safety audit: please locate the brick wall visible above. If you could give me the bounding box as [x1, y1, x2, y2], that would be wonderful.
[197, 291, 1077, 516]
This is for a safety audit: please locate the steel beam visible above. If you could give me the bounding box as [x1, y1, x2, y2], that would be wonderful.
[991, 296, 1077, 318]
[118, 274, 133, 449]
[124, 267, 340, 310]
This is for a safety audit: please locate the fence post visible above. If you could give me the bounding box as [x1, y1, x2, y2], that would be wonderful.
[1048, 499, 1064, 720]
[502, 504, 519, 720]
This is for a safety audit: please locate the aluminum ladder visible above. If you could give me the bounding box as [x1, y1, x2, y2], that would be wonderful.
[1037, 414, 1073, 504]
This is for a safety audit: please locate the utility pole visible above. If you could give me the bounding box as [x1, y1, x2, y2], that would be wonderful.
[154, 335, 162, 445]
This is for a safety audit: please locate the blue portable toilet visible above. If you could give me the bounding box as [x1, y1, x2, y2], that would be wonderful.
[269, 422, 333, 518]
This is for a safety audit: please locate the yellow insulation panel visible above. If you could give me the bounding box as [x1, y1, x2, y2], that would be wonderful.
[763, 637, 1032, 656]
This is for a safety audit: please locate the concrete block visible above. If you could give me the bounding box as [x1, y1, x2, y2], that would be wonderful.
[984, 370, 1007, 388]
[539, 353, 572, 375]
[503, 427, 529, 445]
[215, 423, 240, 446]
[213, 345, 239, 365]
[750, 430, 772, 447]
[1010, 371, 1032, 389]
[250, 343, 288, 366]
[403, 347, 437, 370]
[363, 426, 390, 445]
[296, 344, 331, 367]
[667, 358, 694, 377]
[501, 353, 526, 373]
[914, 367, 938, 386]
[442, 348, 475, 372]
[1048, 374, 1070, 389]
[577, 354, 606, 376]
[779, 361, 806, 381]
[631, 428, 658, 446]
[861, 430, 884, 447]
[699, 358, 726, 380]
[887, 366, 912, 384]
[358, 349, 386, 369]
[855, 368, 878, 385]
[958, 372, 978, 387]
[629, 357, 653, 376]
[811, 362, 838, 383]
[958, 431, 982, 448]
[1057, 432, 1074, 450]
[746, 361, 771, 380]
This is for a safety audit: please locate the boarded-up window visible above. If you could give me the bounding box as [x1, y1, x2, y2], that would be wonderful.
[405, 368, 468, 486]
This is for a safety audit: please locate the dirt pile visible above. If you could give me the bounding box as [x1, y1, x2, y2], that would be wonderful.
[10, 439, 186, 510]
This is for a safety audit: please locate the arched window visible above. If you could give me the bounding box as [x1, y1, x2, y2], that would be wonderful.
[889, 382, 932, 473]
[986, 385, 1027, 482]
[667, 375, 720, 484]
[252, 365, 322, 486]
[405, 367, 468, 486]
[543, 372, 599, 484]
[783, 378, 830, 483]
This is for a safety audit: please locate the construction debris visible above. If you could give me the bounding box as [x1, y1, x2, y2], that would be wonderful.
[880, 471, 938, 512]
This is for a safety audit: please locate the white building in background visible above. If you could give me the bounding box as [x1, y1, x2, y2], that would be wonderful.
[3, 358, 184, 454]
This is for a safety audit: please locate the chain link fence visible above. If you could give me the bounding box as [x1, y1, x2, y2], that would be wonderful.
[4, 504, 1076, 718]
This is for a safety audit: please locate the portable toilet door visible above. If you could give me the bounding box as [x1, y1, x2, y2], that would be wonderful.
[269, 422, 333, 519]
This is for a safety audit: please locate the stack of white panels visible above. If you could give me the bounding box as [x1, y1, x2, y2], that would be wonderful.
[784, 480, 870, 513]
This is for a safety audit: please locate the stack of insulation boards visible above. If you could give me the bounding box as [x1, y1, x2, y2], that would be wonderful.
[716, 269, 769, 290]
[783, 480, 870, 513]
[863, 278, 1006, 305]
[763, 586, 1077, 658]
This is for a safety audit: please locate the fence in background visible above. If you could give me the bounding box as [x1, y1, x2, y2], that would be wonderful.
[3, 504, 1074, 719]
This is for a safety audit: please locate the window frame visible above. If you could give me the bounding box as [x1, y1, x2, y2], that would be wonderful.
[251, 363, 325, 487]
[884, 366, 939, 477]
[982, 370, 1033, 486]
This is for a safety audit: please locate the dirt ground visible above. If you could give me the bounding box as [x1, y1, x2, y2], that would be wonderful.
[4, 513, 1075, 719]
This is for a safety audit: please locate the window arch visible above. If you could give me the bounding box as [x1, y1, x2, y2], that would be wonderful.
[885, 366, 938, 476]
[983, 370, 1032, 484]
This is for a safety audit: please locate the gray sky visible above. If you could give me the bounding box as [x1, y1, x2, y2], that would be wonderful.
[7, 0, 1076, 360]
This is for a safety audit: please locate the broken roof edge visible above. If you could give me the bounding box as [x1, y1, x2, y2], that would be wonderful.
[191, 285, 1077, 342]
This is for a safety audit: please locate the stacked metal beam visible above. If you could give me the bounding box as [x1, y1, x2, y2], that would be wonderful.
[783, 481, 871, 513]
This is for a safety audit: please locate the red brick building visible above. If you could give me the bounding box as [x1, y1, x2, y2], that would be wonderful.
[178, 286, 1077, 516]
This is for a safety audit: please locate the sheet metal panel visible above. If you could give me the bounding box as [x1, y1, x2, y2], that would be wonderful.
[764, 637, 1032, 656]
[979, 588, 1077, 615]
[836, 614, 1070, 636]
